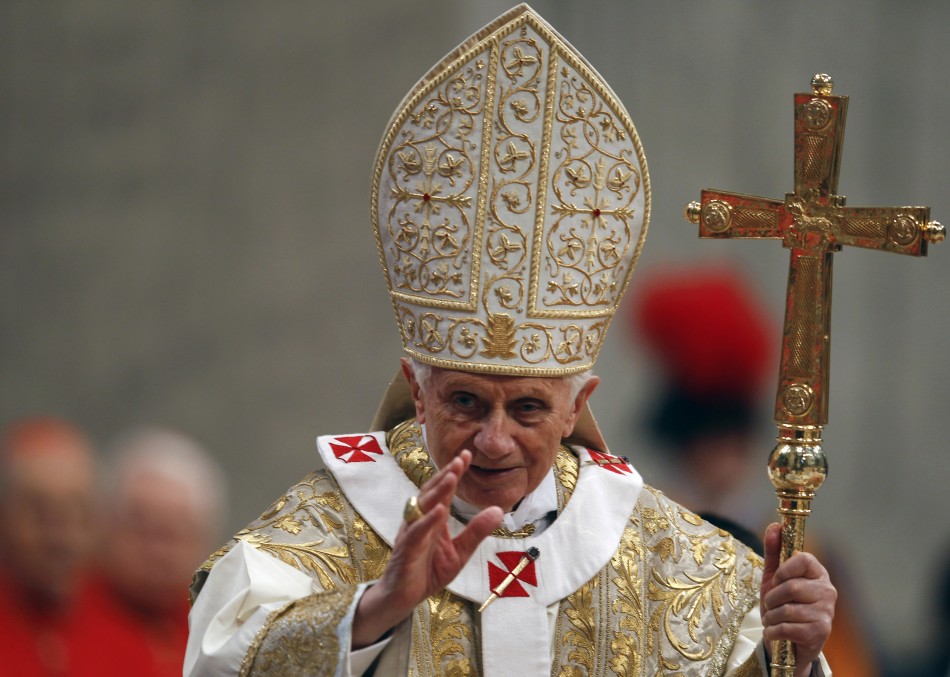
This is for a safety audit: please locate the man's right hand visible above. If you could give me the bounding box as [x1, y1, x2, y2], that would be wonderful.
[351, 449, 503, 649]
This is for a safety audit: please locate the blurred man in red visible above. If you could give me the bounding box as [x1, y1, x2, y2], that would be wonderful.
[0, 417, 126, 676]
[630, 267, 777, 536]
[98, 427, 226, 677]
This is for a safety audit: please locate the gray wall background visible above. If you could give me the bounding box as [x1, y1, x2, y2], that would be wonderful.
[3, 0, 948, 665]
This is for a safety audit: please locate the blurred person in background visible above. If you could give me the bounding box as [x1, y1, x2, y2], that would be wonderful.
[629, 267, 883, 677]
[0, 416, 125, 676]
[97, 427, 227, 677]
[899, 544, 950, 677]
[629, 266, 776, 539]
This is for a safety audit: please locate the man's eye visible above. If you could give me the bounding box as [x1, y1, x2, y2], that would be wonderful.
[516, 401, 544, 414]
[453, 393, 477, 409]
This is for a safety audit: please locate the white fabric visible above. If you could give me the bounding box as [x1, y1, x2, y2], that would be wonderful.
[186, 432, 832, 676]
[186, 541, 816, 677]
[348, 467, 558, 674]
[184, 541, 315, 676]
[371, 6, 650, 376]
[185, 541, 371, 677]
[316, 433, 641, 677]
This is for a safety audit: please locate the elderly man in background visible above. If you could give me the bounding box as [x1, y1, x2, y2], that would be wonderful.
[97, 427, 227, 677]
[186, 6, 835, 676]
[0, 417, 122, 676]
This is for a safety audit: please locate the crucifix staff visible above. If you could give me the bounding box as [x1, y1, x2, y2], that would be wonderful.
[684, 73, 944, 676]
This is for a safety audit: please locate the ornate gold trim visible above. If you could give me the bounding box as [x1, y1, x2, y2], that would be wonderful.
[372, 5, 650, 376]
[240, 588, 356, 677]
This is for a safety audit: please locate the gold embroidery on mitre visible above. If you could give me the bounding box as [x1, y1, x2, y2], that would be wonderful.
[372, 5, 650, 376]
[481, 312, 518, 358]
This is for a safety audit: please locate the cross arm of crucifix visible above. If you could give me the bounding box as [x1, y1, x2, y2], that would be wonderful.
[685, 75, 944, 428]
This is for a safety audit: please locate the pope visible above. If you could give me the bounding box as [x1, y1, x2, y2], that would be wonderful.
[185, 6, 835, 676]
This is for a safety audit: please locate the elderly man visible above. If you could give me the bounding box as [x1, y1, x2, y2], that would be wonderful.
[185, 6, 835, 676]
[0, 417, 130, 676]
[99, 428, 227, 677]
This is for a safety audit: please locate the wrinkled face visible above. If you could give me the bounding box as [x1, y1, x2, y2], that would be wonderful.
[108, 472, 211, 613]
[404, 360, 597, 512]
[0, 448, 96, 606]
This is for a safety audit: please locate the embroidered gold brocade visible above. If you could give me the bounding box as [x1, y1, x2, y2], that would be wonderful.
[196, 418, 762, 676]
[415, 591, 480, 677]
[239, 587, 356, 677]
[388, 418, 436, 488]
[555, 485, 761, 676]
[607, 526, 645, 677]
[732, 652, 764, 677]
[372, 5, 651, 377]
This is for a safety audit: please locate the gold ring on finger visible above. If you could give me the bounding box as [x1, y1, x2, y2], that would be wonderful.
[403, 495, 424, 524]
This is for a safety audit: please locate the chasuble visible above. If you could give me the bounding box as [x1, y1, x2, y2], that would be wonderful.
[185, 420, 786, 676]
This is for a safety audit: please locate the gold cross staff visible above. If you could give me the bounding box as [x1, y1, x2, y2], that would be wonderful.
[684, 73, 943, 676]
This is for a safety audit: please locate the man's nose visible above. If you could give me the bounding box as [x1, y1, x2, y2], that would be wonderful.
[473, 411, 517, 458]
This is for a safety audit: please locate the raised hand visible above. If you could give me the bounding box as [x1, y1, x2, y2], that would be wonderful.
[352, 450, 503, 648]
[760, 523, 837, 676]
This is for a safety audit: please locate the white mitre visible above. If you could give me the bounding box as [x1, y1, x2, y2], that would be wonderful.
[370, 4, 650, 449]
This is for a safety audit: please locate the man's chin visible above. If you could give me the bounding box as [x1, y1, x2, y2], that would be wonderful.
[457, 487, 521, 514]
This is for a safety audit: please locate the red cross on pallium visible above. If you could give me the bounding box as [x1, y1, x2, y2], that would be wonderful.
[487, 551, 538, 598]
[588, 449, 632, 475]
[328, 435, 384, 463]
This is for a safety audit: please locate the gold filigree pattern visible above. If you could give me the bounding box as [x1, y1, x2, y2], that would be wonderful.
[561, 577, 599, 673]
[608, 527, 645, 677]
[351, 513, 391, 582]
[396, 305, 613, 374]
[373, 6, 649, 376]
[552, 485, 761, 676]
[385, 64, 482, 301]
[732, 652, 764, 677]
[491, 522, 536, 538]
[196, 414, 761, 675]
[191, 471, 359, 601]
[553, 445, 579, 504]
[237, 473, 358, 591]
[240, 587, 355, 677]
[242, 532, 355, 592]
[639, 487, 761, 671]
[388, 418, 436, 488]
[420, 591, 479, 677]
[541, 71, 640, 311]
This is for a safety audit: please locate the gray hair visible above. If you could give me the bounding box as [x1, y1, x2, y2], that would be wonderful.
[104, 427, 228, 538]
[409, 358, 593, 400]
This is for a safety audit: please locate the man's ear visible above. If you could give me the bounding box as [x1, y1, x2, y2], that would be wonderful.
[563, 375, 600, 438]
[400, 357, 426, 424]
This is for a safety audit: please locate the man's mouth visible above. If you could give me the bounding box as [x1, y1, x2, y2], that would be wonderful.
[469, 464, 516, 476]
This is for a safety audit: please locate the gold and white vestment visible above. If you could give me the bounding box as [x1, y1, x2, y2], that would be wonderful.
[184, 420, 808, 676]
